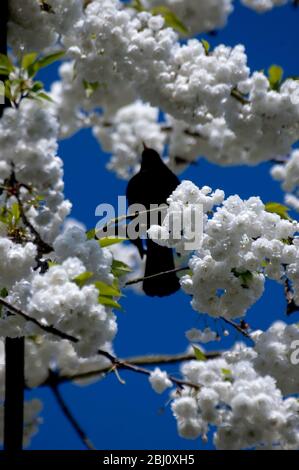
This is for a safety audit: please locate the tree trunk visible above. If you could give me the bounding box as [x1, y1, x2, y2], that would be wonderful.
[4, 338, 25, 451]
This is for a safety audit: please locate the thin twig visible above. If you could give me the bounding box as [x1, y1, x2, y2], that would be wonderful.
[99, 205, 168, 236]
[15, 190, 53, 256]
[184, 129, 203, 138]
[45, 351, 221, 386]
[49, 374, 96, 450]
[0, 297, 200, 390]
[220, 316, 254, 343]
[230, 87, 250, 105]
[96, 349, 200, 389]
[125, 266, 189, 286]
[161, 125, 203, 139]
[0, 296, 78, 343]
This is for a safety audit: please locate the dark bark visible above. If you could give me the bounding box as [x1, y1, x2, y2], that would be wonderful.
[4, 338, 25, 451]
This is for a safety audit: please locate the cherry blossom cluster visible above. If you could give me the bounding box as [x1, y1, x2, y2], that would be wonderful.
[149, 367, 173, 394]
[91, 71, 299, 177]
[24, 337, 112, 388]
[8, 1, 294, 176]
[271, 149, 299, 212]
[253, 321, 299, 395]
[0, 97, 120, 358]
[170, 352, 299, 449]
[53, 226, 114, 284]
[56, 1, 299, 170]
[148, 181, 299, 318]
[241, 0, 288, 12]
[143, 0, 234, 36]
[185, 327, 219, 344]
[7, 1, 291, 57]
[167, 321, 299, 448]
[1, 255, 117, 357]
[8, 0, 83, 53]
[92, 101, 166, 179]
[0, 99, 71, 244]
[108, 242, 145, 293]
[0, 239, 37, 290]
[148, 320, 299, 449]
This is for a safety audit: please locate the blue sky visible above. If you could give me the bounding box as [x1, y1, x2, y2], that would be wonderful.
[17, 2, 299, 450]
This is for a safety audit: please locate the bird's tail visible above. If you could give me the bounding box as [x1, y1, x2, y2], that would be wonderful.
[143, 239, 180, 297]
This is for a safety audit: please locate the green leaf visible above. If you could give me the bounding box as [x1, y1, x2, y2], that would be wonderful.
[0, 207, 8, 224]
[73, 271, 94, 287]
[111, 259, 132, 278]
[98, 237, 128, 248]
[177, 268, 192, 278]
[83, 79, 99, 99]
[221, 368, 232, 376]
[36, 92, 54, 102]
[10, 202, 20, 224]
[30, 81, 44, 93]
[86, 228, 96, 240]
[36, 51, 65, 69]
[47, 261, 58, 268]
[0, 287, 8, 298]
[0, 54, 14, 73]
[221, 368, 233, 382]
[281, 237, 292, 245]
[151, 6, 189, 35]
[231, 268, 253, 288]
[193, 346, 207, 361]
[130, 0, 145, 12]
[265, 202, 291, 220]
[28, 51, 65, 77]
[0, 66, 11, 76]
[201, 39, 210, 55]
[94, 280, 122, 297]
[21, 53, 38, 70]
[4, 80, 12, 101]
[268, 65, 283, 91]
[98, 295, 122, 310]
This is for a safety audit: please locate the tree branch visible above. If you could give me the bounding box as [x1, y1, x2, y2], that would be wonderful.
[0, 296, 78, 343]
[0, 297, 201, 390]
[14, 181, 53, 257]
[48, 373, 96, 450]
[220, 316, 254, 343]
[125, 266, 189, 287]
[99, 205, 168, 237]
[44, 350, 221, 386]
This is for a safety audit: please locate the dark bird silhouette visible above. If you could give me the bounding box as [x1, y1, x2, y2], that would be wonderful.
[126, 147, 180, 297]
